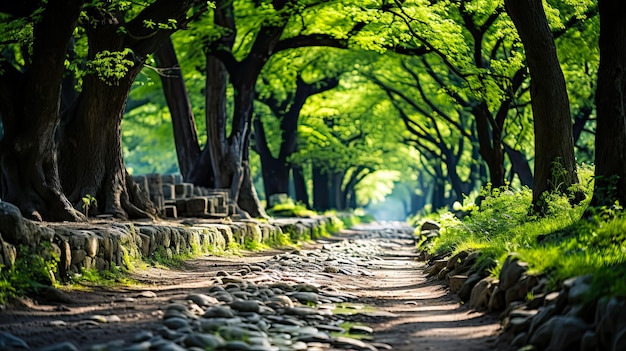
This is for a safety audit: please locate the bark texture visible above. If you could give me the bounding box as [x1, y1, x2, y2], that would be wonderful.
[0, 0, 84, 221]
[591, 0, 626, 208]
[505, 0, 579, 207]
[59, 0, 197, 219]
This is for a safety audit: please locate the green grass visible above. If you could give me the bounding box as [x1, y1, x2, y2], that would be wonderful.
[426, 166, 626, 298]
[0, 244, 59, 303]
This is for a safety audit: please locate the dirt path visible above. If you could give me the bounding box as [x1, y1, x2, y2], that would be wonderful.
[0, 222, 505, 350]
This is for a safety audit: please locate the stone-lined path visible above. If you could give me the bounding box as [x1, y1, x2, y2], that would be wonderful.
[0, 223, 505, 350]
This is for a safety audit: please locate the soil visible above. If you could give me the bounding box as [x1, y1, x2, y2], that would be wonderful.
[0, 223, 506, 351]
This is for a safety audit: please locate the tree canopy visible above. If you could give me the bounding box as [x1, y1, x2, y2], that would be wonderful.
[0, 0, 618, 221]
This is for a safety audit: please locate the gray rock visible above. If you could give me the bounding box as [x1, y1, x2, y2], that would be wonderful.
[458, 273, 483, 301]
[137, 291, 157, 298]
[231, 299, 261, 313]
[488, 285, 505, 311]
[530, 316, 588, 350]
[223, 340, 252, 350]
[183, 333, 225, 349]
[349, 325, 374, 334]
[163, 317, 189, 330]
[284, 306, 319, 316]
[291, 292, 319, 304]
[186, 293, 219, 307]
[499, 254, 528, 291]
[40, 342, 79, 351]
[0, 332, 28, 350]
[469, 277, 496, 310]
[203, 305, 235, 318]
[333, 336, 376, 351]
[613, 327, 626, 351]
[580, 330, 598, 351]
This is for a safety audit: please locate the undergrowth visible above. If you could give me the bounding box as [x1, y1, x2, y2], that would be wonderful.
[426, 165, 626, 297]
[0, 244, 58, 303]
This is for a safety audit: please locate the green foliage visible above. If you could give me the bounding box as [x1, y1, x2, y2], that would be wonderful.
[81, 194, 97, 217]
[267, 200, 317, 218]
[72, 264, 135, 287]
[428, 165, 626, 298]
[0, 244, 59, 303]
[85, 49, 135, 86]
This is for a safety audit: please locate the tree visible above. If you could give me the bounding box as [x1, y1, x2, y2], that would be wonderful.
[254, 50, 340, 207]
[590, 0, 626, 208]
[0, 0, 85, 221]
[505, 0, 579, 208]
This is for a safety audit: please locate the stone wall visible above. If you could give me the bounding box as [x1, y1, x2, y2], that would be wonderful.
[417, 221, 626, 351]
[0, 201, 331, 282]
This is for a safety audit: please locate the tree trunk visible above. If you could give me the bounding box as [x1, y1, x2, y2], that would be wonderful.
[590, 0, 626, 208]
[312, 165, 330, 211]
[505, 0, 579, 207]
[59, 0, 194, 219]
[0, 0, 84, 221]
[292, 165, 310, 208]
[154, 37, 201, 179]
[473, 103, 506, 188]
[504, 144, 534, 188]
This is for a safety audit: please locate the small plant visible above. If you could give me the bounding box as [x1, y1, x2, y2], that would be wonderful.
[82, 194, 97, 217]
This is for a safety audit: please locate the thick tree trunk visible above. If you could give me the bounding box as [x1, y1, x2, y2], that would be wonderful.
[505, 0, 579, 207]
[154, 37, 201, 179]
[59, 0, 194, 219]
[591, 0, 626, 208]
[0, 0, 84, 221]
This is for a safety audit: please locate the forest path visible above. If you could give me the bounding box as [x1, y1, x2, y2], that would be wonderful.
[0, 222, 505, 350]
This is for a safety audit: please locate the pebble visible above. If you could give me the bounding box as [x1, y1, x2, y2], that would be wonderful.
[13, 223, 416, 351]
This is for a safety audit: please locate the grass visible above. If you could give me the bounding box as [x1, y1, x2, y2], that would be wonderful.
[0, 244, 58, 303]
[425, 165, 626, 298]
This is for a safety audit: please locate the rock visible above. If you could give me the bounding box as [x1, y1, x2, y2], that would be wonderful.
[528, 304, 557, 336]
[136, 291, 157, 298]
[469, 276, 496, 310]
[499, 254, 528, 291]
[426, 259, 447, 277]
[420, 220, 440, 231]
[596, 297, 626, 349]
[291, 292, 319, 304]
[458, 273, 483, 301]
[203, 305, 235, 318]
[231, 299, 261, 313]
[186, 293, 219, 307]
[349, 325, 374, 334]
[449, 275, 468, 293]
[446, 251, 469, 271]
[613, 327, 626, 351]
[223, 340, 252, 350]
[505, 274, 539, 306]
[488, 285, 505, 311]
[530, 316, 588, 350]
[580, 330, 598, 351]
[0, 331, 29, 349]
[163, 317, 189, 329]
[40, 342, 79, 351]
[437, 267, 449, 280]
[333, 336, 375, 351]
[564, 275, 593, 305]
[183, 333, 225, 349]
[511, 332, 528, 348]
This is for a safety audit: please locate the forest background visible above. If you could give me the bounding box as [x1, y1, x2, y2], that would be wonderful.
[0, 0, 622, 225]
